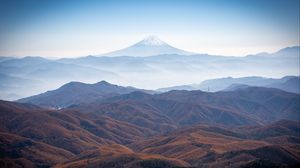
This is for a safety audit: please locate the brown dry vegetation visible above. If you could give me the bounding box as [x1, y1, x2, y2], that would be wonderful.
[1, 86, 300, 167]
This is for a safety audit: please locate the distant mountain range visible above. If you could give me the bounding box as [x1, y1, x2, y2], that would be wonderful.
[0, 37, 300, 100]
[0, 36, 298, 100]
[157, 76, 300, 93]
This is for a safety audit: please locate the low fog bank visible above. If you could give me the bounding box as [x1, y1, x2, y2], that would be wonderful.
[0, 46, 299, 100]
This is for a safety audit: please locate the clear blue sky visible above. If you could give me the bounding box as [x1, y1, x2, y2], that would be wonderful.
[0, 0, 299, 57]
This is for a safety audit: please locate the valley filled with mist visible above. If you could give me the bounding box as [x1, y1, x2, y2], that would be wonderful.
[0, 36, 299, 101]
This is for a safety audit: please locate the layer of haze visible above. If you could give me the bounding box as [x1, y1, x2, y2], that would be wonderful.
[0, 0, 299, 57]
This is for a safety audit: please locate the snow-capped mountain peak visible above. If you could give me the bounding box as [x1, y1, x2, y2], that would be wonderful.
[102, 36, 194, 57]
[137, 36, 166, 46]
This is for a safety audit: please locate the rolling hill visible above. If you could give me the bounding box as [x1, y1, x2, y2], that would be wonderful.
[17, 81, 154, 109]
[1, 79, 300, 167]
[130, 121, 300, 167]
[72, 85, 299, 129]
[1, 90, 300, 167]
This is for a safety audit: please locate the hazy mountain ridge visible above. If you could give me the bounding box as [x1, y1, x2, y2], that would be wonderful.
[0, 56, 118, 100]
[158, 75, 300, 93]
[0, 44, 299, 100]
[17, 81, 154, 109]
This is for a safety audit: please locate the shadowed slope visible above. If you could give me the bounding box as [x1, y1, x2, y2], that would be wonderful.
[0, 132, 74, 168]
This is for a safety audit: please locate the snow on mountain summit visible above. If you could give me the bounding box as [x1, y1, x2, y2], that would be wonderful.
[102, 36, 194, 57]
[137, 36, 166, 46]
